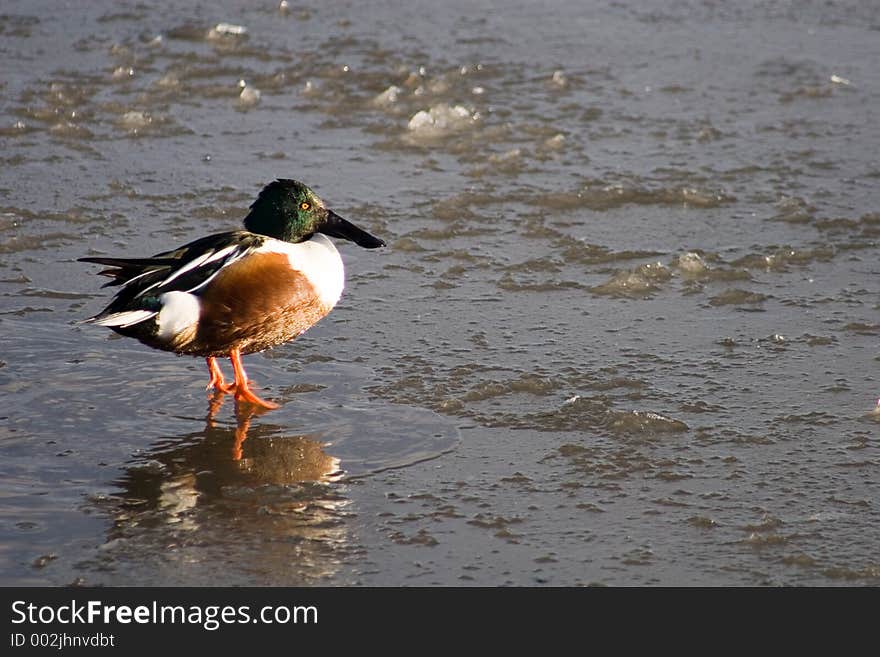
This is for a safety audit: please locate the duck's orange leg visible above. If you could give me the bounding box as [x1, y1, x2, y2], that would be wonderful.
[229, 348, 279, 409]
[205, 356, 236, 394]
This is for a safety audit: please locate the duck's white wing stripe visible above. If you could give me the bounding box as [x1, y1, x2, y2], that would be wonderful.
[183, 245, 253, 294]
[158, 246, 231, 287]
[88, 309, 157, 328]
[184, 267, 228, 294]
[201, 244, 242, 266]
[114, 269, 154, 287]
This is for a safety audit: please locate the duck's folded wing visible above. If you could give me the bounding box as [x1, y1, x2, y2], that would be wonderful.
[80, 231, 265, 325]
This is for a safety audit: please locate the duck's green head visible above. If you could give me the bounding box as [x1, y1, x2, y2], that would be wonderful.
[244, 179, 385, 248]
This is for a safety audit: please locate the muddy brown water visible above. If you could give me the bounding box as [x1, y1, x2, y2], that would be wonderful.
[1, 0, 878, 585]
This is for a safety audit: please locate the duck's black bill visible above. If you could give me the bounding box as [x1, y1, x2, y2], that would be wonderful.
[320, 210, 386, 249]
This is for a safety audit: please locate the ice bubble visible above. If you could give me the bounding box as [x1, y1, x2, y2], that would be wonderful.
[407, 103, 476, 138]
[238, 79, 261, 107]
[211, 22, 247, 36]
[155, 73, 180, 88]
[50, 121, 93, 139]
[372, 85, 402, 106]
[609, 411, 688, 434]
[489, 148, 522, 165]
[696, 125, 722, 142]
[407, 110, 432, 131]
[208, 23, 248, 41]
[119, 111, 152, 130]
[674, 252, 708, 274]
[112, 66, 134, 80]
[542, 133, 565, 150]
[591, 262, 672, 298]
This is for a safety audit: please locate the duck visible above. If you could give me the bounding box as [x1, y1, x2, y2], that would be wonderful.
[79, 178, 385, 409]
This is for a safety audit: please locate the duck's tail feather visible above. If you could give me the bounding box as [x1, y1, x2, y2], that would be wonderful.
[78, 256, 180, 268]
[78, 256, 178, 287]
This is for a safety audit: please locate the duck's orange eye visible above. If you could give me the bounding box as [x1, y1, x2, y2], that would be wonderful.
[300, 202, 311, 211]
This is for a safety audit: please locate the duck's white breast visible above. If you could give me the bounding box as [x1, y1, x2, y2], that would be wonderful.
[257, 233, 344, 309]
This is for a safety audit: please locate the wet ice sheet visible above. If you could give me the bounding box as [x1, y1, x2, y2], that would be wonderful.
[0, 319, 459, 585]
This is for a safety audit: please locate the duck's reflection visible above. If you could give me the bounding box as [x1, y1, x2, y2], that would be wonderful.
[204, 391, 343, 471]
[100, 396, 350, 585]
